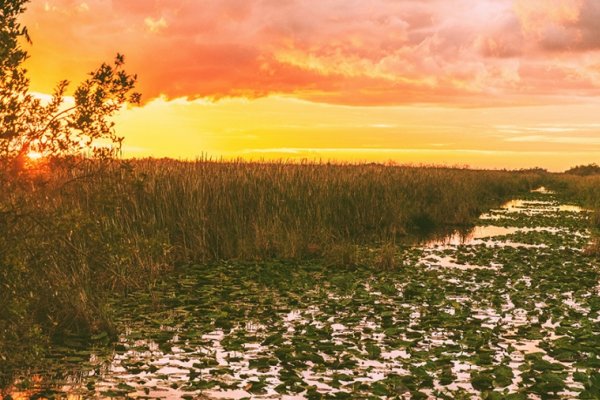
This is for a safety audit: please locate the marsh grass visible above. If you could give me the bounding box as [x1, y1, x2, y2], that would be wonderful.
[552, 173, 600, 256]
[0, 158, 543, 369]
[92, 159, 542, 261]
[324, 243, 360, 267]
[583, 240, 600, 257]
[375, 242, 400, 270]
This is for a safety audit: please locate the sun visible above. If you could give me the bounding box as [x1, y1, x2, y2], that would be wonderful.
[27, 151, 44, 161]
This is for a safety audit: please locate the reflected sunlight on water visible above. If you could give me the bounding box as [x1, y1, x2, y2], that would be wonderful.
[531, 186, 555, 194]
[502, 199, 585, 213]
[4, 376, 83, 400]
[424, 188, 586, 247]
[424, 225, 522, 247]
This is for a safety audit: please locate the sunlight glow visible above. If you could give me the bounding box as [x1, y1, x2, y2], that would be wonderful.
[27, 151, 44, 161]
[21, 0, 600, 171]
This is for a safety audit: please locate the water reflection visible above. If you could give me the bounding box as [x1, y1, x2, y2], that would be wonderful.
[502, 199, 585, 213]
[425, 225, 522, 247]
[531, 186, 555, 194]
[4, 377, 85, 400]
[558, 204, 586, 212]
[424, 193, 586, 247]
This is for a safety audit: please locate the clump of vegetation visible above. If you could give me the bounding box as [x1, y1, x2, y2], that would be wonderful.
[583, 239, 600, 257]
[565, 164, 600, 176]
[375, 243, 400, 270]
[112, 159, 542, 262]
[551, 171, 600, 255]
[325, 243, 360, 267]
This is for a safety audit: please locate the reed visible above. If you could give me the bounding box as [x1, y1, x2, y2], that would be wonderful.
[66, 159, 543, 260]
[0, 158, 543, 355]
[553, 173, 600, 255]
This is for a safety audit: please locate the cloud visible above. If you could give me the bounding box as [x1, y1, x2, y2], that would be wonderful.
[506, 135, 600, 145]
[22, 0, 600, 106]
[499, 121, 600, 146]
[144, 16, 167, 33]
[514, 0, 600, 51]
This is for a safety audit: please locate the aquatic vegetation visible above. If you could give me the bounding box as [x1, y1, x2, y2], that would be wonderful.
[2, 189, 599, 399]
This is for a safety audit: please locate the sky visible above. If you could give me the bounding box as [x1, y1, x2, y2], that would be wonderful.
[21, 0, 600, 171]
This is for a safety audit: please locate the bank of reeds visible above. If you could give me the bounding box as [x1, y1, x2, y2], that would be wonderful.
[552, 173, 600, 255]
[64, 160, 543, 259]
[0, 159, 543, 365]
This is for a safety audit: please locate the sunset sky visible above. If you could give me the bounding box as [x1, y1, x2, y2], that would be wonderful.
[22, 0, 600, 171]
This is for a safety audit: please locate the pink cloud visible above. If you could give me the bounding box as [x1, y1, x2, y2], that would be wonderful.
[22, 0, 600, 106]
[515, 0, 600, 51]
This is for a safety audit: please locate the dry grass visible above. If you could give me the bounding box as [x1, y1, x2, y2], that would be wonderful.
[583, 240, 600, 257]
[375, 243, 400, 271]
[550, 173, 600, 257]
[0, 158, 544, 343]
[65, 158, 542, 261]
[324, 243, 360, 267]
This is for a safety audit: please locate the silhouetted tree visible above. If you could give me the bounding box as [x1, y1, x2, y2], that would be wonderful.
[0, 0, 140, 175]
[0, 0, 141, 370]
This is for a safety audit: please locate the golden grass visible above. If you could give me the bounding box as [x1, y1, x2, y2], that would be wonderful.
[550, 173, 600, 257]
[50, 159, 545, 262]
[0, 158, 544, 340]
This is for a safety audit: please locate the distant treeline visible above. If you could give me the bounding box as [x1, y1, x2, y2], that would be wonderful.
[565, 164, 600, 176]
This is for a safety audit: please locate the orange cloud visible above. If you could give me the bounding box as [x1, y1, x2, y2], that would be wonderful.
[21, 0, 600, 106]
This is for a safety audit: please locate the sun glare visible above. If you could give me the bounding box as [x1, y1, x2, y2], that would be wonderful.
[27, 151, 44, 161]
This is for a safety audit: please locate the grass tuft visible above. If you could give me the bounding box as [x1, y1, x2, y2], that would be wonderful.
[375, 243, 400, 270]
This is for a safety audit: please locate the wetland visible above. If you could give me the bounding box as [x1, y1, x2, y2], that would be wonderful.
[4, 188, 599, 399]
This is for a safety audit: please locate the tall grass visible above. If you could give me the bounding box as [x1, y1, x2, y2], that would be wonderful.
[551, 173, 600, 254]
[0, 158, 543, 365]
[58, 159, 544, 261]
